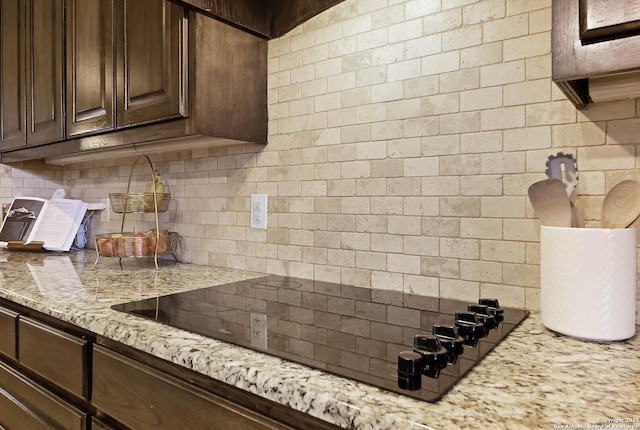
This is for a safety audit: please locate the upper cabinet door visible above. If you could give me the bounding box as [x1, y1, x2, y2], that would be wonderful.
[66, 0, 115, 137]
[0, 0, 27, 150]
[116, 0, 187, 128]
[26, 0, 65, 146]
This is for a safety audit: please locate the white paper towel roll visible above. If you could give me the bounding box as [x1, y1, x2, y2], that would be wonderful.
[540, 226, 636, 342]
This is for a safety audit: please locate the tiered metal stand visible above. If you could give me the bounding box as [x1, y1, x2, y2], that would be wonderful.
[92, 155, 177, 270]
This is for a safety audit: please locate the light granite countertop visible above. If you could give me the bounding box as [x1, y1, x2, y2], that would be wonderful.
[0, 251, 638, 430]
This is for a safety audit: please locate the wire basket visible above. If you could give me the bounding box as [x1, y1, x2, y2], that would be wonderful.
[109, 193, 171, 213]
[95, 231, 178, 258]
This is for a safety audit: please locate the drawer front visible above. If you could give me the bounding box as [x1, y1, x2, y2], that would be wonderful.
[0, 306, 20, 359]
[0, 388, 51, 430]
[93, 346, 290, 430]
[18, 316, 90, 400]
[0, 361, 88, 430]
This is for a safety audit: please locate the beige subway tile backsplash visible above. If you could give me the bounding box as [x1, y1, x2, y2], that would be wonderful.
[3, 0, 639, 319]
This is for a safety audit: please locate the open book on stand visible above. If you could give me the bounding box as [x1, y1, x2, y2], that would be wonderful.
[0, 197, 88, 252]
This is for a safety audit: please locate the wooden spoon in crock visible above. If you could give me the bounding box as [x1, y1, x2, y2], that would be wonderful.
[528, 178, 573, 227]
[601, 179, 640, 228]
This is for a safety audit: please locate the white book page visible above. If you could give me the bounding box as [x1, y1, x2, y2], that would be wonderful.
[30, 199, 87, 251]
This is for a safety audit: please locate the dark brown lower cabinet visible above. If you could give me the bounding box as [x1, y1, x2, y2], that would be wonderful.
[0, 302, 92, 430]
[93, 345, 292, 430]
[0, 300, 338, 430]
[0, 360, 88, 430]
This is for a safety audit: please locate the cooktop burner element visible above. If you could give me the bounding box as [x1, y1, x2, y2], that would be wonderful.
[112, 275, 528, 402]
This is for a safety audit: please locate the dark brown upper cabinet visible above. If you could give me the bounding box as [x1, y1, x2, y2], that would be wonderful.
[2, 0, 266, 164]
[66, 0, 185, 138]
[1, 0, 342, 163]
[171, 0, 346, 39]
[0, 0, 64, 151]
[553, 0, 640, 109]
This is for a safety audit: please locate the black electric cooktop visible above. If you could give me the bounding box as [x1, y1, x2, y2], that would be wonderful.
[112, 275, 528, 402]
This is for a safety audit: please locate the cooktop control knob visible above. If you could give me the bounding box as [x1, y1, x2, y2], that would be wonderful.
[397, 351, 423, 391]
[432, 324, 464, 363]
[479, 298, 505, 323]
[413, 335, 449, 378]
[467, 304, 496, 331]
[455, 312, 486, 345]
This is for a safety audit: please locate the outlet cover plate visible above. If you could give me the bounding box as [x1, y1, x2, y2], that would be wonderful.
[250, 194, 268, 229]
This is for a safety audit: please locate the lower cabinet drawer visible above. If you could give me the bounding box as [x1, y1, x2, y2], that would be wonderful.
[0, 360, 88, 430]
[0, 388, 51, 430]
[18, 316, 90, 400]
[0, 306, 20, 359]
[93, 345, 292, 430]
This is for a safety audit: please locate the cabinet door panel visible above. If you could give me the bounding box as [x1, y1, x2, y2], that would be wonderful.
[26, 0, 64, 146]
[0, 0, 27, 150]
[116, 0, 186, 127]
[66, 0, 115, 137]
[18, 316, 90, 401]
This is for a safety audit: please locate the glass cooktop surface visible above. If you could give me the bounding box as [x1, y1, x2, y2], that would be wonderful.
[112, 275, 528, 402]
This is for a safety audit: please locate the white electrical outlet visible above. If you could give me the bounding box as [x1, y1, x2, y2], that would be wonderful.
[250, 194, 268, 230]
[250, 312, 268, 349]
